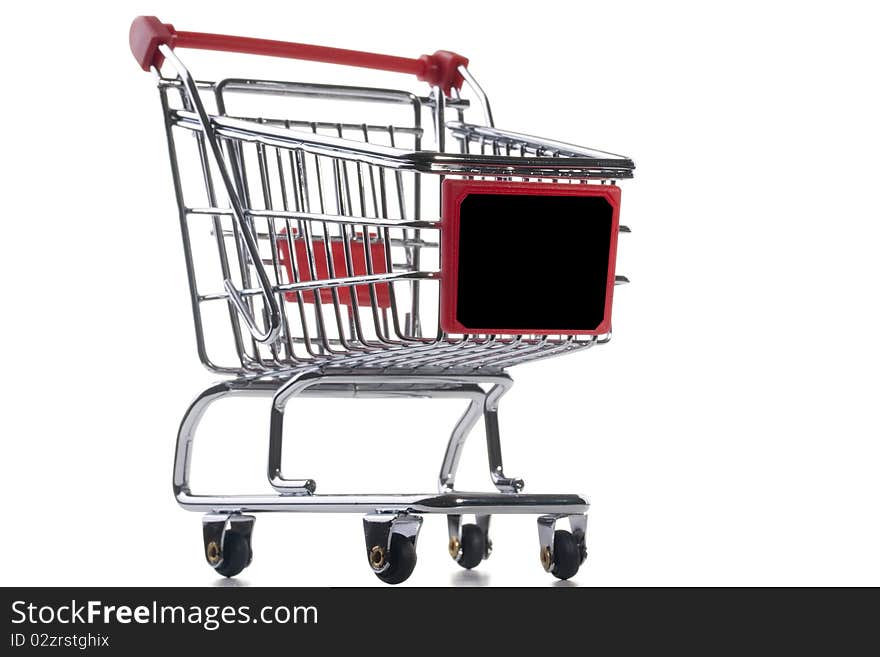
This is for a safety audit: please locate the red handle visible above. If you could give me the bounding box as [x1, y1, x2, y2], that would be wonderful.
[130, 16, 468, 95]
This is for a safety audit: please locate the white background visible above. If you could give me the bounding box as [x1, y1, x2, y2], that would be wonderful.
[1, 1, 877, 587]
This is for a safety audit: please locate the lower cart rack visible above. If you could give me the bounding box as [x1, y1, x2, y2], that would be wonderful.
[176, 369, 589, 581]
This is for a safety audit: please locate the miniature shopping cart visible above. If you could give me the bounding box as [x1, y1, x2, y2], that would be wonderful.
[130, 16, 634, 583]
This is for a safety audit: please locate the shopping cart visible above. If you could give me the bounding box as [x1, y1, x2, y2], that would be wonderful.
[130, 16, 634, 583]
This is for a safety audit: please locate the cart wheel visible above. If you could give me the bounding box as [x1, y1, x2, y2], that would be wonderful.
[212, 532, 252, 578]
[374, 533, 417, 585]
[549, 530, 580, 581]
[455, 523, 487, 570]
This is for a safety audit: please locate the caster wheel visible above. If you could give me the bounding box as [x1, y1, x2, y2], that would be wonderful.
[211, 532, 252, 578]
[549, 530, 580, 581]
[454, 524, 487, 570]
[374, 534, 417, 585]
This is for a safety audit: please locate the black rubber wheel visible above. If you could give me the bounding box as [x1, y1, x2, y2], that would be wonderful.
[214, 532, 252, 578]
[551, 530, 580, 581]
[375, 534, 417, 585]
[456, 524, 486, 570]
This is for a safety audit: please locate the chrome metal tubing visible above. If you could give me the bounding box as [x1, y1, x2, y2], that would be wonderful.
[178, 491, 588, 515]
[159, 45, 282, 344]
[174, 370, 587, 517]
[446, 122, 633, 162]
[457, 66, 494, 127]
[171, 111, 634, 178]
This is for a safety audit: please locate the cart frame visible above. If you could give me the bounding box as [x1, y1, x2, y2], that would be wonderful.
[132, 15, 633, 582]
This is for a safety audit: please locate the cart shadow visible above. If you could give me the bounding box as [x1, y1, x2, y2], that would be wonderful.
[209, 574, 576, 587]
[212, 577, 250, 587]
[449, 570, 492, 587]
[449, 571, 580, 587]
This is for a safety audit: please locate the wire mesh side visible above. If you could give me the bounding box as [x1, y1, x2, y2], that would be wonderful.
[158, 78, 613, 375]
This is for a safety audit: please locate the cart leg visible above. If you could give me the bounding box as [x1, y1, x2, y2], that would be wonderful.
[266, 370, 322, 495]
[484, 384, 525, 493]
[363, 513, 423, 585]
[174, 379, 281, 502]
[268, 369, 516, 496]
[438, 397, 486, 493]
[437, 379, 524, 494]
[537, 514, 588, 581]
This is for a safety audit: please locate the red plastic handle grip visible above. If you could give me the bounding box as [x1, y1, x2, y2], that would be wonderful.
[130, 16, 468, 95]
